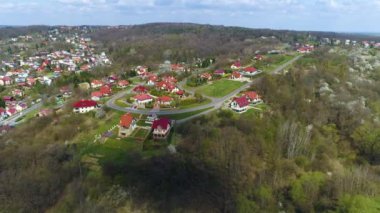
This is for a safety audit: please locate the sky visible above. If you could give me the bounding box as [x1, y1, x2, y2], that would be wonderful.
[0, 0, 380, 32]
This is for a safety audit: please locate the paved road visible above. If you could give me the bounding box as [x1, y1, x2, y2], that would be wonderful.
[106, 54, 302, 118]
[0, 102, 43, 126]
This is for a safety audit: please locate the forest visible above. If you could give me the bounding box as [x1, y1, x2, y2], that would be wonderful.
[1, 24, 380, 212]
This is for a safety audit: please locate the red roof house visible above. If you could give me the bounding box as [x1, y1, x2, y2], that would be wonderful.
[152, 118, 172, 140]
[157, 96, 173, 105]
[117, 80, 129, 88]
[73, 100, 98, 113]
[230, 96, 249, 112]
[231, 61, 241, 69]
[133, 85, 148, 94]
[231, 71, 242, 80]
[100, 85, 112, 96]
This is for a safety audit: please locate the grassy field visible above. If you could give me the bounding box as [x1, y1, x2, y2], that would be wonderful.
[115, 99, 130, 107]
[262, 54, 297, 72]
[163, 107, 214, 120]
[196, 79, 245, 98]
[178, 98, 212, 109]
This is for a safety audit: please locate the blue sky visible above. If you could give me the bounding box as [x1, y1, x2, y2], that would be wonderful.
[0, 0, 379, 32]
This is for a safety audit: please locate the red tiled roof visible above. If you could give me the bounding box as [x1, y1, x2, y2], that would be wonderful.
[133, 85, 148, 93]
[100, 85, 112, 95]
[244, 91, 259, 100]
[91, 91, 103, 98]
[244, 67, 257, 73]
[158, 96, 173, 102]
[232, 71, 242, 78]
[73, 100, 97, 108]
[176, 90, 184, 95]
[232, 61, 241, 67]
[133, 94, 153, 101]
[118, 80, 129, 86]
[120, 113, 134, 128]
[152, 118, 171, 130]
[214, 69, 225, 74]
[91, 80, 103, 85]
[233, 96, 249, 108]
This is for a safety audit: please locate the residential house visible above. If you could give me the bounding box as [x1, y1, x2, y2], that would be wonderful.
[254, 54, 264, 61]
[117, 80, 129, 88]
[231, 61, 241, 69]
[100, 85, 112, 96]
[157, 96, 173, 105]
[230, 96, 249, 113]
[231, 71, 243, 80]
[171, 64, 185, 72]
[214, 69, 226, 76]
[176, 90, 185, 98]
[73, 100, 98, 113]
[0, 76, 13, 86]
[200, 73, 212, 81]
[38, 109, 53, 117]
[6, 108, 17, 117]
[152, 118, 172, 140]
[244, 91, 262, 104]
[241, 67, 259, 76]
[16, 103, 28, 112]
[11, 89, 24, 97]
[91, 91, 103, 101]
[133, 85, 148, 94]
[91, 80, 103, 89]
[0, 108, 6, 119]
[133, 94, 153, 105]
[136, 66, 148, 76]
[147, 75, 158, 86]
[118, 113, 136, 138]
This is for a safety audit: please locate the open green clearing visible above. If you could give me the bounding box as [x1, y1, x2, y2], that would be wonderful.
[262, 54, 298, 72]
[196, 79, 245, 98]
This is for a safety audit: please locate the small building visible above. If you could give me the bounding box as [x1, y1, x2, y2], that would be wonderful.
[133, 85, 149, 94]
[117, 80, 129, 88]
[231, 61, 241, 69]
[133, 94, 153, 105]
[231, 71, 243, 80]
[152, 118, 172, 140]
[73, 100, 98, 113]
[91, 80, 103, 89]
[157, 96, 173, 105]
[100, 85, 112, 96]
[91, 91, 103, 101]
[200, 73, 212, 81]
[118, 113, 136, 138]
[214, 69, 226, 76]
[244, 91, 262, 103]
[230, 96, 249, 113]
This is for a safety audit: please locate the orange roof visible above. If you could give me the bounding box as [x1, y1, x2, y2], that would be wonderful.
[120, 113, 134, 128]
[158, 96, 173, 102]
[244, 91, 259, 100]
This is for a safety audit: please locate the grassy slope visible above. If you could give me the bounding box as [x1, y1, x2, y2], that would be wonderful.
[196, 79, 245, 98]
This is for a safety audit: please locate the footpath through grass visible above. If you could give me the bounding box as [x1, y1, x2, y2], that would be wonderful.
[196, 79, 245, 98]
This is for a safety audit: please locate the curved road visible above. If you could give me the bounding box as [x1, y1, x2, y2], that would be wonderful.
[106, 55, 302, 117]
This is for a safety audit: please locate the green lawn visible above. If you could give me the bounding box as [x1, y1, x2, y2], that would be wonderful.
[196, 79, 245, 98]
[132, 128, 150, 138]
[178, 98, 212, 109]
[262, 55, 296, 72]
[163, 107, 214, 120]
[115, 99, 130, 107]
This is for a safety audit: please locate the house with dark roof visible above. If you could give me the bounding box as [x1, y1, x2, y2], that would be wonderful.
[152, 118, 172, 140]
[118, 113, 136, 138]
